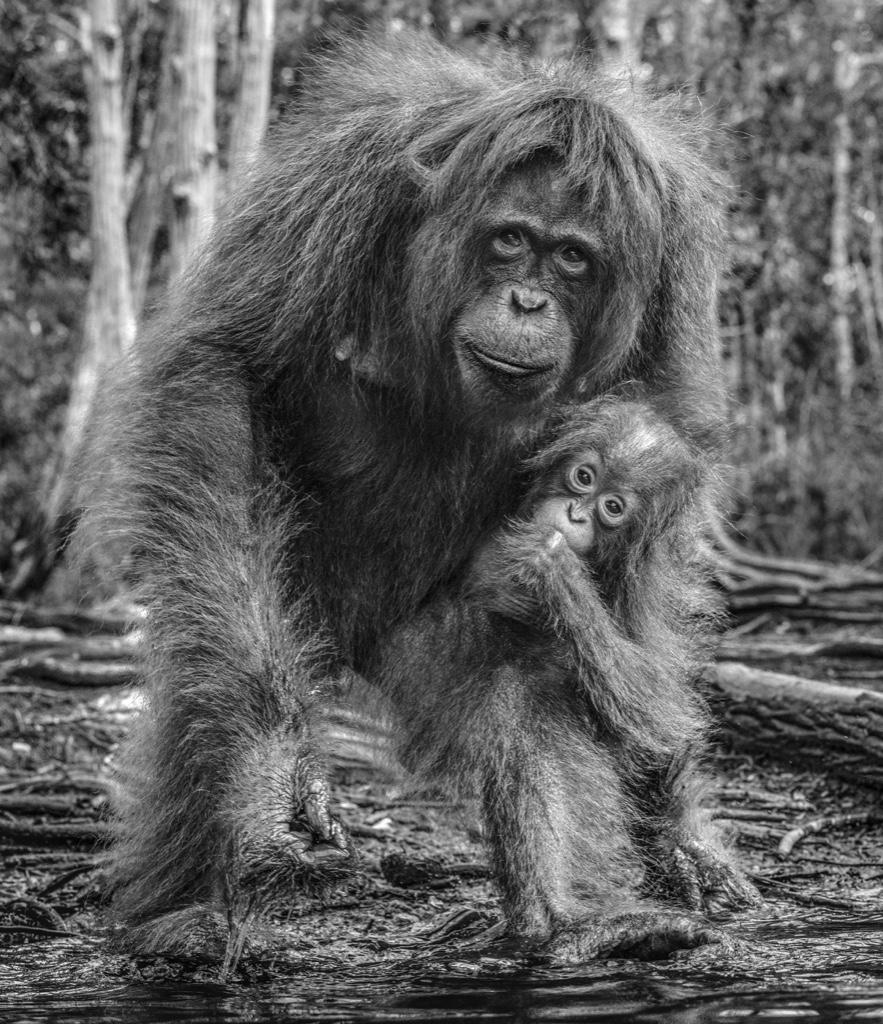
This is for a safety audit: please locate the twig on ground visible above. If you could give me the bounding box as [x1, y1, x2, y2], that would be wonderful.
[1, 657, 135, 686]
[750, 874, 866, 911]
[778, 811, 883, 858]
[0, 820, 108, 848]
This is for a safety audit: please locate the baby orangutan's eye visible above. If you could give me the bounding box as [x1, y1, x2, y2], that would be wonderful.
[566, 463, 596, 493]
[598, 494, 627, 527]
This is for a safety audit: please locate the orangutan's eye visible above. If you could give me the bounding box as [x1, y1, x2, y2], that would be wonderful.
[567, 462, 596, 493]
[598, 494, 627, 527]
[492, 228, 524, 257]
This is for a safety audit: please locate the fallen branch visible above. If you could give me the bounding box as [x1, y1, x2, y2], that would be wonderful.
[0, 632, 139, 660]
[0, 601, 138, 636]
[1, 657, 136, 687]
[750, 875, 867, 911]
[1, 852, 95, 868]
[0, 625, 65, 646]
[708, 527, 838, 580]
[717, 637, 883, 661]
[0, 772, 111, 795]
[727, 593, 883, 623]
[0, 795, 92, 817]
[710, 529, 883, 623]
[0, 924, 71, 940]
[380, 852, 490, 887]
[777, 811, 883, 858]
[0, 820, 108, 848]
[37, 862, 98, 897]
[0, 895, 69, 942]
[703, 662, 883, 788]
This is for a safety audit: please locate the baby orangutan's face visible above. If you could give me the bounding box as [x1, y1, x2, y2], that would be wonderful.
[532, 451, 635, 557]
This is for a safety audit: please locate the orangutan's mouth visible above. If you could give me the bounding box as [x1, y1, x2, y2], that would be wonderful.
[467, 343, 554, 380]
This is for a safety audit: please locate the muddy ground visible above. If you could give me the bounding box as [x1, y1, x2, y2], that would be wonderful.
[1, 675, 881, 985]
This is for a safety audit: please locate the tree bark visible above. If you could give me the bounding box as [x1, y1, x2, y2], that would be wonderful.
[705, 662, 883, 789]
[854, 261, 883, 385]
[575, 0, 647, 69]
[427, 0, 451, 42]
[226, 0, 275, 193]
[42, 0, 136, 537]
[127, 23, 176, 317]
[863, 136, 883, 360]
[830, 40, 855, 403]
[168, 0, 218, 282]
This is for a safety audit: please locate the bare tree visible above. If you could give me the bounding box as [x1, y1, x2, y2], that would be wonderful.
[574, 0, 647, 69]
[830, 38, 883, 403]
[43, 0, 135, 536]
[427, 0, 451, 42]
[830, 39, 856, 403]
[168, 0, 218, 282]
[127, 23, 176, 317]
[226, 0, 276, 191]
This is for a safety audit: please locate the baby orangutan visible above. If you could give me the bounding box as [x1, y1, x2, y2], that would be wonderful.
[372, 397, 760, 960]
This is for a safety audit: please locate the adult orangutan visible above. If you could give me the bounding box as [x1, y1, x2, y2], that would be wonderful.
[90, 33, 731, 956]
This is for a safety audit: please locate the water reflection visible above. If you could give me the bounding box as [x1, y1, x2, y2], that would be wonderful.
[2, 910, 883, 1023]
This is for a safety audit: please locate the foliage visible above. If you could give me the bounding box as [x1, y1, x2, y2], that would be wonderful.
[727, 389, 883, 562]
[0, 1, 89, 276]
[1, 0, 883, 581]
[0, 280, 82, 583]
[0, 2, 89, 588]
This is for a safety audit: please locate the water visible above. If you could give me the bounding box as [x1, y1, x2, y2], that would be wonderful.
[2, 909, 882, 1023]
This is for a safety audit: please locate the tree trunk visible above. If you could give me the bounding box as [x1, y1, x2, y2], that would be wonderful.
[73, 0, 137, 432]
[42, 0, 135, 538]
[575, 0, 646, 69]
[830, 41, 855, 404]
[863, 136, 883, 361]
[127, 23, 176, 317]
[854, 261, 883, 385]
[226, 0, 275, 193]
[168, 0, 218, 282]
[427, 0, 451, 42]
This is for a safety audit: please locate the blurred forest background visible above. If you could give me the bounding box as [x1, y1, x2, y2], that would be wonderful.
[2, 0, 883, 601]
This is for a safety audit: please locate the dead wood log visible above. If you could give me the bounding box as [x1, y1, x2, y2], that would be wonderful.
[0, 795, 94, 817]
[0, 626, 66, 646]
[0, 628, 138, 660]
[0, 773, 111, 796]
[709, 528, 883, 623]
[0, 820, 108, 848]
[0, 601, 136, 636]
[708, 525, 843, 580]
[1, 656, 136, 687]
[726, 590, 883, 622]
[704, 662, 883, 789]
[717, 638, 883, 662]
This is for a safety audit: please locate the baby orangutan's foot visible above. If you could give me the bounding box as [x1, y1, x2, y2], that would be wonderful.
[546, 910, 726, 962]
[659, 835, 762, 913]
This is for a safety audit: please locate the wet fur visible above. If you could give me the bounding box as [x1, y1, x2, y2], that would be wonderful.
[372, 398, 737, 940]
[80, 33, 727, 948]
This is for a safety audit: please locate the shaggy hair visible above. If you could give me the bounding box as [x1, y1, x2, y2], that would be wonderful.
[81, 32, 728, 949]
